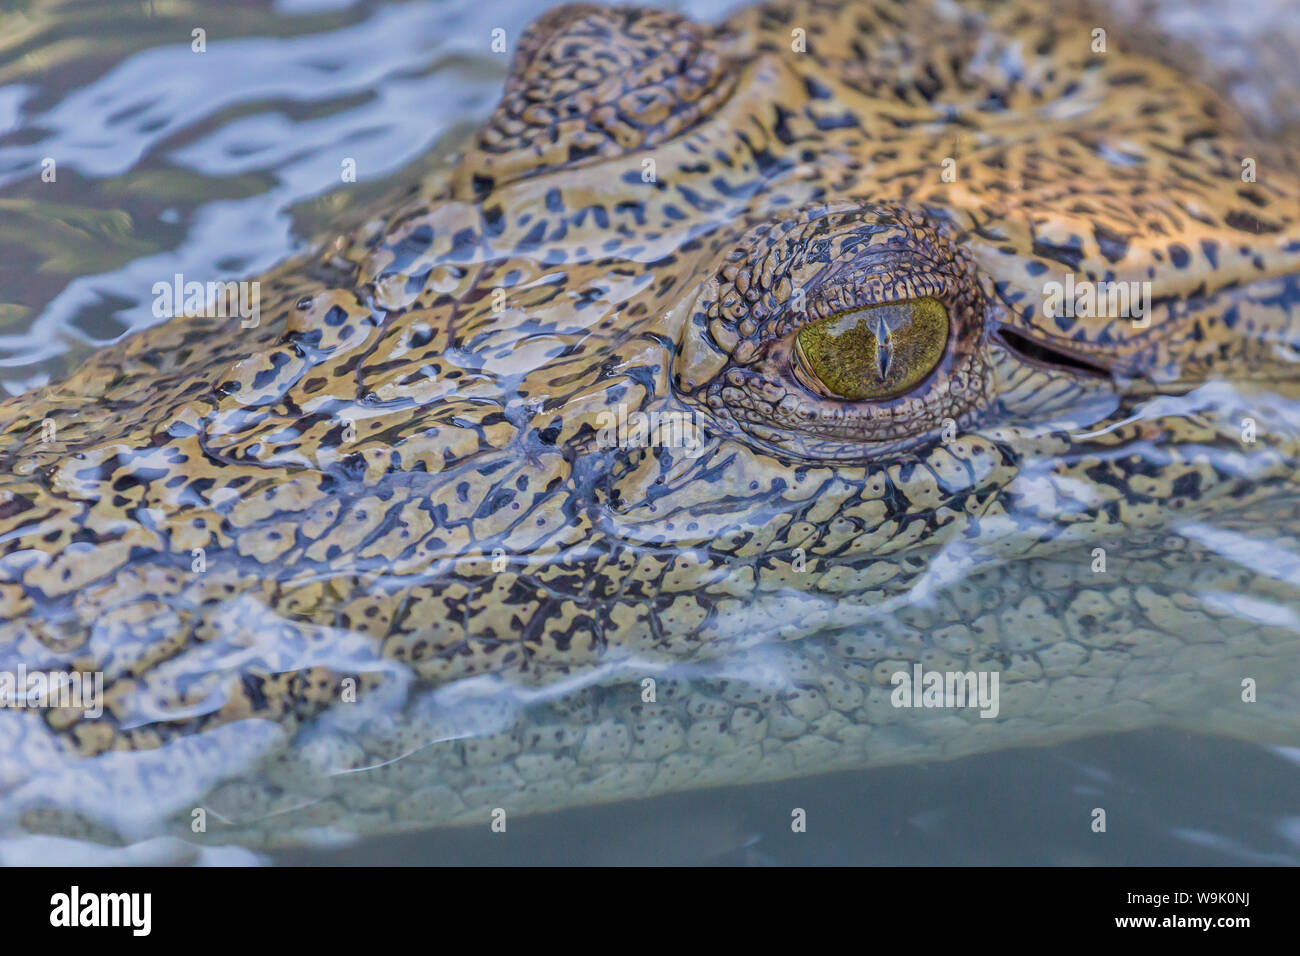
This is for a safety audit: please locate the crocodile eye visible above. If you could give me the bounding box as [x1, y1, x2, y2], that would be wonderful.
[791, 296, 949, 400]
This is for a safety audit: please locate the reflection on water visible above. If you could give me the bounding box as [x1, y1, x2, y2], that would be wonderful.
[1, 0, 1299, 865]
[0, 0, 543, 389]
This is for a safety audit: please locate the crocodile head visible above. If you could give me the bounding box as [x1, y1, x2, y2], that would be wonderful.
[3, 0, 1300, 848]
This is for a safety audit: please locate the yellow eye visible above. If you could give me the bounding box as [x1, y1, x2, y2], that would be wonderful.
[792, 296, 949, 400]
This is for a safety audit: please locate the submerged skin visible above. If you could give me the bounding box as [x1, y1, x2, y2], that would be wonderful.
[2, 0, 1300, 846]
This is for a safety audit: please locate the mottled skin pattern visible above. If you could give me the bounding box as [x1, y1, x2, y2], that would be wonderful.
[2, 0, 1300, 847]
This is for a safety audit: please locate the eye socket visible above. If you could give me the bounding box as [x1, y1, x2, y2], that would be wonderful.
[791, 296, 950, 400]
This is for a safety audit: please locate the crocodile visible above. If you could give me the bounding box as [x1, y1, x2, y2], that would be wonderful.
[2, 0, 1300, 850]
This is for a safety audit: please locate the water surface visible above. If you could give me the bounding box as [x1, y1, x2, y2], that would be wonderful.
[1, 0, 1298, 865]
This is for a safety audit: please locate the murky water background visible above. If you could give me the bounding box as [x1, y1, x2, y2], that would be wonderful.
[1, 0, 1299, 865]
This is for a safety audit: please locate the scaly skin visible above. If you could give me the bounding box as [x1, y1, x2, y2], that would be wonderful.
[2, 0, 1300, 847]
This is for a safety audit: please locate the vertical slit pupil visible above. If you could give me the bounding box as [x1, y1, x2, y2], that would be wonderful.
[874, 314, 892, 379]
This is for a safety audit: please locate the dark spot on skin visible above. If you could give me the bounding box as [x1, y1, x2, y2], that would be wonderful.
[241, 674, 269, 710]
[515, 220, 547, 253]
[341, 453, 366, 480]
[804, 76, 833, 99]
[385, 225, 435, 276]
[1107, 71, 1148, 86]
[1093, 225, 1130, 264]
[1225, 210, 1281, 234]
[1200, 239, 1219, 269]
[447, 228, 478, 261]
[1031, 236, 1085, 271]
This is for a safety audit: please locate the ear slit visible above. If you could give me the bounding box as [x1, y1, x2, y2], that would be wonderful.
[995, 328, 1112, 379]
